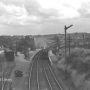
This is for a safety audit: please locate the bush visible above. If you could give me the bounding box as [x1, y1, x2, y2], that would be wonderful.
[59, 48, 90, 74]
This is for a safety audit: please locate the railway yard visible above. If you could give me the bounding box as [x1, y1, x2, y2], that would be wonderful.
[0, 49, 70, 90]
[2, 50, 70, 90]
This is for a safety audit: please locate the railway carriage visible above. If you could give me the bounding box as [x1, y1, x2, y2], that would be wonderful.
[4, 50, 15, 62]
[39, 49, 51, 64]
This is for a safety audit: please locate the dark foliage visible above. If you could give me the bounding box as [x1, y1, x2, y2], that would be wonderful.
[4, 51, 15, 62]
[66, 49, 90, 74]
[16, 36, 36, 52]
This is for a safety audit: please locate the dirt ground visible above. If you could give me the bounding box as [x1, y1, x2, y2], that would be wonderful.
[10, 53, 30, 90]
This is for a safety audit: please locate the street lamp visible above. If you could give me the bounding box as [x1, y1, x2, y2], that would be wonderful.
[64, 25, 73, 61]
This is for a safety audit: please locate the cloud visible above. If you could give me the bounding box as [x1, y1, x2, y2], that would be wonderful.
[0, 0, 90, 26]
[37, 0, 81, 19]
[0, 1, 40, 25]
[37, 0, 90, 19]
[0, 0, 62, 25]
[0, 0, 90, 35]
[78, 2, 90, 18]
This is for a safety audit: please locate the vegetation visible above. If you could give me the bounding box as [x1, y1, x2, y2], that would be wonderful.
[1, 33, 90, 90]
[0, 35, 36, 51]
[55, 48, 90, 90]
[47, 35, 62, 54]
[16, 36, 36, 52]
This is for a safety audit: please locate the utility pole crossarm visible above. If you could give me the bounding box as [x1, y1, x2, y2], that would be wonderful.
[65, 25, 73, 30]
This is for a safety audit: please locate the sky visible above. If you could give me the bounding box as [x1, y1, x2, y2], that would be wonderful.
[0, 0, 90, 35]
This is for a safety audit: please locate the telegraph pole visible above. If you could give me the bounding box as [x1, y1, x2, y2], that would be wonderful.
[69, 35, 71, 57]
[82, 34, 85, 48]
[64, 25, 73, 61]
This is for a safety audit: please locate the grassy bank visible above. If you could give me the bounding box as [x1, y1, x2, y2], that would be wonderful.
[51, 48, 90, 90]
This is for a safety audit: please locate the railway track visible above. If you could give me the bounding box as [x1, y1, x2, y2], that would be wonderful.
[1, 67, 13, 90]
[28, 50, 63, 90]
[43, 63, 63, 90]
[28, 51, 41, 90]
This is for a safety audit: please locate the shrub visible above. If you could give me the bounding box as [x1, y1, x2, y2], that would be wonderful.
[60, 48, 90, 74]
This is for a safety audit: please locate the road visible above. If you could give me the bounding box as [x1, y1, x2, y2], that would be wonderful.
[28, 50, 63, 90]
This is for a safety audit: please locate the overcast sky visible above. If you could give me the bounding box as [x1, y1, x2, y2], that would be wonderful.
[0, 0, 90, 35]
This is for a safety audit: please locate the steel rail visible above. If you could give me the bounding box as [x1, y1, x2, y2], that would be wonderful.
[37, 59, 40, 90]
[38, 50, 62, 90]
[28, 58, 35, 90]
[28, 50, 42, 90]
[28, 51, 40, 90]
[43, 67, 52, 90]
[43, 65, 61, 90]
[2, 67, 13, 90]
[48, 64, 63, 90]
[28, 49, 64, 90]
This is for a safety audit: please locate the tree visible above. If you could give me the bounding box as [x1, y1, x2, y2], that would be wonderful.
[47, 35, 61, 54]
[17, 36, 36, 52]
[24, 36, 36, 50]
